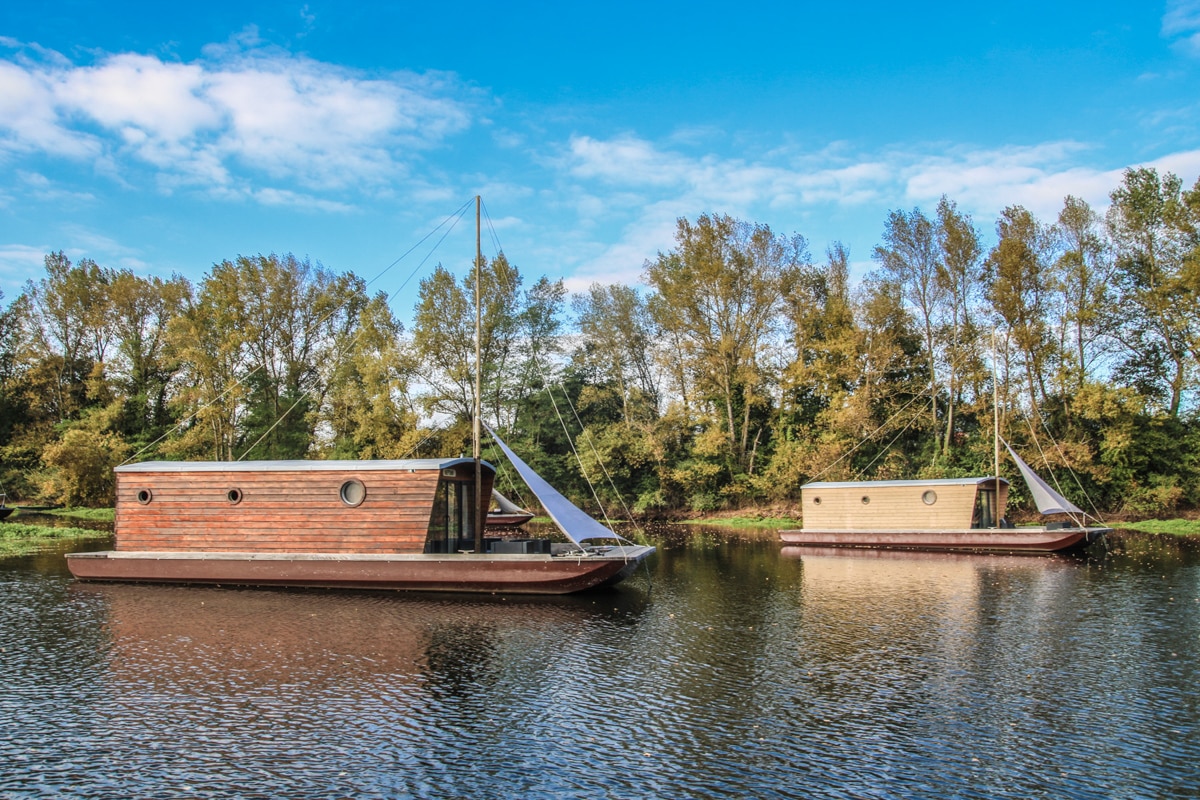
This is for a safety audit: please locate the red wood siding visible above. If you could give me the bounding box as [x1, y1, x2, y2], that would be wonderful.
[115, 468, 455, 554]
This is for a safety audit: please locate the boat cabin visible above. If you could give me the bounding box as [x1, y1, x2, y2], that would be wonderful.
[112, 458, 497, 555]
[801, 477, 1009, 531]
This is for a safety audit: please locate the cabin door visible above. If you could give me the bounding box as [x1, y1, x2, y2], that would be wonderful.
[425, 477, 478, 553]
[975, 488, 998, 529]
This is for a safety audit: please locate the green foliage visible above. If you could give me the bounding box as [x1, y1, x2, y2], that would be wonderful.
[5, 177, 1200, 519]
[40, 427, 128, 507]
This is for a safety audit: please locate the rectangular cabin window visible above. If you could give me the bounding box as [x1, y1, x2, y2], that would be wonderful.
[424, 476, 478, 553]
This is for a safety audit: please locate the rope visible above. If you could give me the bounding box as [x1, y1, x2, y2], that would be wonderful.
[234, 202, 471, 461]
[119, 199, 473, 465]
[555, 381, 646, 541]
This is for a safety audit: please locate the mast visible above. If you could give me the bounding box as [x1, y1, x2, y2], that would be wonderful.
[474, 196, 484, 553]
[992, 329, 1001, 527]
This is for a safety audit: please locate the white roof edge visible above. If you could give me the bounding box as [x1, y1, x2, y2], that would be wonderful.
[115, 457, 494, 474]
[803, 477, 1009, 490]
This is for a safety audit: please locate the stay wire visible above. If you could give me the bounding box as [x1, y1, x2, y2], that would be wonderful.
[119, 198, 473, 466]
[543, 383, 632, 550]
[235, 202, 472, 461]
[556, 380, 646, 541]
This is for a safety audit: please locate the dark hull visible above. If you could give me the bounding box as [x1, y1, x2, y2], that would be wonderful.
[0, 507, 12, 520]
[66, 547, 654, 595]
[778, 526, 1109, 554]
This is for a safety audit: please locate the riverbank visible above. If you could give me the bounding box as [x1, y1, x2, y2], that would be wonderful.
[1115, 519, 1200, 536]
[0, 522, 111, 556]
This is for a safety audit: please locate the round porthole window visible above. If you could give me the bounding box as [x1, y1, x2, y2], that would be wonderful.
[340, 479, 366, 507]
[861, 496, 871, 505]
[136, 489, 153, 505]
[922, 490, 938, 505]
[227, 488, 243, 504]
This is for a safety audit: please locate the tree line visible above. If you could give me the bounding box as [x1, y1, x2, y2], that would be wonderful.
[2, 166, 1199, 518]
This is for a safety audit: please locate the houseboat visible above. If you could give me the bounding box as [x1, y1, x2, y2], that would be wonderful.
[66, 449, 654, 594]
[780, 448, 1110, 554]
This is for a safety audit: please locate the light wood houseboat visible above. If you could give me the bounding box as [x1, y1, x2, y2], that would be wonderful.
[780, 471, 1109, 553]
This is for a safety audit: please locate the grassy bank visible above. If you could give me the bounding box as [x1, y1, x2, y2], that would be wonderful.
[36, 507, 116, 522]
[1115, 519, 1200, 537]
[0, 522, 111, 556]
[682, 515, 801, 529]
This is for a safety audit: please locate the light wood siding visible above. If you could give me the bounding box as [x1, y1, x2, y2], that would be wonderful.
[803, 483, 981, 530]
[114, 466, 492, 554]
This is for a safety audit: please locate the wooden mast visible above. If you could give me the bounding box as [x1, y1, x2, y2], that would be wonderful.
[474, 195, 484, 553]
[992, 329, 1001, 528]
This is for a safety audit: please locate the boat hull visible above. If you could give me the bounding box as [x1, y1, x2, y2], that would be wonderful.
[66, 546, 654, 595]
[778, 527, 1109, 554]
[486, 512, 536, 528]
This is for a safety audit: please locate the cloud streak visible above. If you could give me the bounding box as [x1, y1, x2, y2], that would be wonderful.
[0, 36, 474, 202]
[1164, 0, 1200, 56]
[559, 132, 1200, 284]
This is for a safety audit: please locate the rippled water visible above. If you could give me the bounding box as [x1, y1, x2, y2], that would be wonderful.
[2, 529, 1198, 798]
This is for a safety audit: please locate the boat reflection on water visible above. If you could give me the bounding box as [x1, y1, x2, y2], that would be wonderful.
[781, 545, 1086, 566]
[779, 545, 1085, 633]
[71, 583, 648, 697]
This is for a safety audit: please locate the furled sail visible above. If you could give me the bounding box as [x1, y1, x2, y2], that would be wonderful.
[484, 424, 622, 548]
[1003, 440, 1084, 516]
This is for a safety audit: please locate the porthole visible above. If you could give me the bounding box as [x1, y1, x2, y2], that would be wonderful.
[340, 479, 366, 507]
[227, 488, 243, 505]
[861, 496, 870, 505]
[136, 489, 153, 505]
[812, 497, 822, 505]
[922, 490, 938, 505]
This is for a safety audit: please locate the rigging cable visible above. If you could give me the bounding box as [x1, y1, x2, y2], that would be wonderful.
[555, 380, 646, 542]
[234, 202, 472, 460]
[118, 199, 473, 465]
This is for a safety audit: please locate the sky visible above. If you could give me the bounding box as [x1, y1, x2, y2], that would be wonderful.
[2, 1, 1200, 323]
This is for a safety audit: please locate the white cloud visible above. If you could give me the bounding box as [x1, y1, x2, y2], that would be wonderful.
[0, 243, 55, 289]
[558, 133, 1200, 285]
[0, 39, 474, 200]
[1164, 0, 1200, 56]
[251, 187, 355, 213]
[0, 60, 100, 159]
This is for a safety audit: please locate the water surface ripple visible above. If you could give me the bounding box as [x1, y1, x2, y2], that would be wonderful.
[1, 532, 1198, 798]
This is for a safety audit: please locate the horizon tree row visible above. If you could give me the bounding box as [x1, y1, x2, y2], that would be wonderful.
[1, 167, 1198, 516]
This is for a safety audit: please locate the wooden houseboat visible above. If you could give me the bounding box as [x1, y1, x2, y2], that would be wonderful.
[66, 451, 654, 594]
[780, 470, 1109, 554]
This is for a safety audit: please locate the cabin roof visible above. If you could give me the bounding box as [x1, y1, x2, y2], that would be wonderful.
[114, 457, 490, 474]
[802, 477, 1009, 490]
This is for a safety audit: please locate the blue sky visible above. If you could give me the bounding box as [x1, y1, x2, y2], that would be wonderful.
[2, 1, 1199, 321]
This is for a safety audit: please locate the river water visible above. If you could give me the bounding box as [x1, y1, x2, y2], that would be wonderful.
[1, 527, 1198, 799]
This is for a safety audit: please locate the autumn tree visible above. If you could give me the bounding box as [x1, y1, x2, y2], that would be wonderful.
[1108, 167, 1196, 416]
[571, 283, 660, 425]
[320, 293, 421, 459]
[22, 252, 112, 421]
[1055, 195, 1114, 394]
[935, 197, 986, 456]
[646, 215, 805, 484]
[107, 270, 191, 445]
[873, 207, 944, 459]
[984, 205, 1059, 418]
